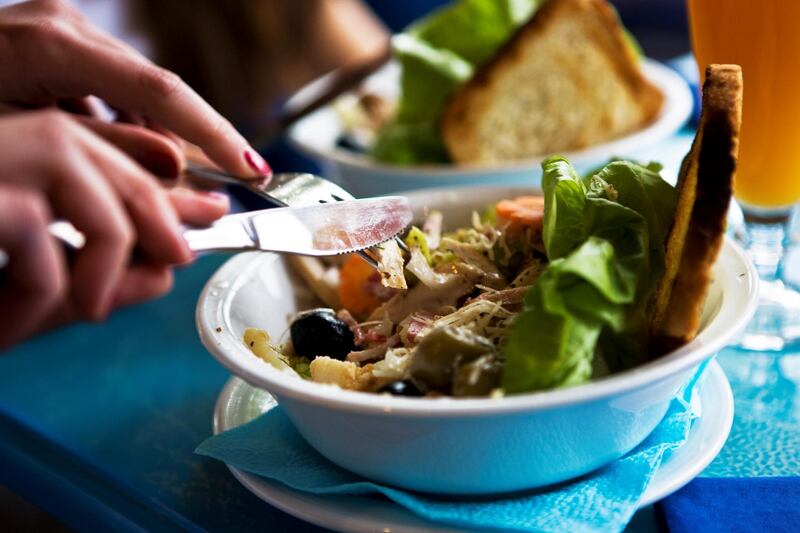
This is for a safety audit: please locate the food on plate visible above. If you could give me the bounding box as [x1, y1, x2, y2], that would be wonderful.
[246, 64, 741, 398]
[339, 0, 661, 165]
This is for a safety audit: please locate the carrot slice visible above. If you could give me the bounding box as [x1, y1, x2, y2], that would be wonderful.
[496, 196, 545, 229]
[513, 196, 545, 209]
[338, 255, 381, 319]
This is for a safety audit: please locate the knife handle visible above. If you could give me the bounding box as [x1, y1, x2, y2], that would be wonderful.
[43, 218, 258, 256]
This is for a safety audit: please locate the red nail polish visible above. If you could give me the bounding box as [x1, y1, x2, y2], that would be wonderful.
[141, 150, 180, 178]
[244, 149, 271, 176]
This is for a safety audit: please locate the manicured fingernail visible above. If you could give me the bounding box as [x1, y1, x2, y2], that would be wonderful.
[141, 150, 180, 178]
[243, 148, 271, 176]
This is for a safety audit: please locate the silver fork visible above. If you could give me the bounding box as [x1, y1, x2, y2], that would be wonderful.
[184, 162, 408, 266]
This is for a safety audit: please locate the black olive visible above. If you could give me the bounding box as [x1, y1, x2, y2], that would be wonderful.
[379, 380, 423, 397]
[290, 309, 355, 361]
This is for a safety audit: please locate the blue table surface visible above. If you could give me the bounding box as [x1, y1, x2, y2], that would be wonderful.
[2, 134, 800, 532]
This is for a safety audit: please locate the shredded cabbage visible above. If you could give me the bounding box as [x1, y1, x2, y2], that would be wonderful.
[375, 240, 407, 289]
[433, 299, 514, 347]
[371, 348, 413, 380]
[406, 246, 454, 288]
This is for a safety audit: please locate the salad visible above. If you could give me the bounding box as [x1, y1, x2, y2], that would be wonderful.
[245, 155, 680, 397]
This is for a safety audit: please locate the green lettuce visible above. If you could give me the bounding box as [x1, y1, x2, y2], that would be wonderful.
[371, 0, 540, 164]
[502, 157, 677, 393]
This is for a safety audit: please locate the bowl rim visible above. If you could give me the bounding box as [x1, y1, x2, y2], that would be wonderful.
[285, 59, 693, 177]
[196, 185, 758, 417]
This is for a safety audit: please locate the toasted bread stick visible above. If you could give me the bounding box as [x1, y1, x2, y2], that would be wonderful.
[649, 64, 742, 353]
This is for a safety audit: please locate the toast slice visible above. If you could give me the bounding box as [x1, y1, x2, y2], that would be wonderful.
[440, 0, 663, 164]
[649, 64, 742, 353]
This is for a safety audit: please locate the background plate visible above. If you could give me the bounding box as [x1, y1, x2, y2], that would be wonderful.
[286, 60, 693, 198]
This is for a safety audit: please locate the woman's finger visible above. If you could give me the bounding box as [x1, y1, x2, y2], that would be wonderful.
[0, 1, 270, 177]
[111, 264, 174, 309]
[0, 111, 138, 322]
[0, 187, 67, 349]
[183, 142, 219, 169]
[46, 38, 270, 178]
[143, 119, 184, 148]
[48, 150, 134, 320]
[113, 107, 146, 127]
[1, 112, 137, 319]
[74, 117, 184, 178]
[68, 121, 191, 266]
[57, 96, 107, 118]
[0, 111, 188, 319]
[168, 187, 229, 226]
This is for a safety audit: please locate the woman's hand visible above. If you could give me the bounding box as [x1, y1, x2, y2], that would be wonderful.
[0, 110, 229, 349]
[0, 0, 270, 177]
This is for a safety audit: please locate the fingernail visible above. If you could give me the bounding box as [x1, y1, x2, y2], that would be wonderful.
[178, 239, 193, 263]
[200, 190, 229, 201]
[140, 150, 180, 178]
[179, 251, 198, 266]
[243, 148, 271, 176]
[94, 293, 114, 322]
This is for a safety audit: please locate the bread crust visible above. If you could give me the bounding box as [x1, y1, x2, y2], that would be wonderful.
[441, 0, 663, 164]
[649, 64, 743, 353]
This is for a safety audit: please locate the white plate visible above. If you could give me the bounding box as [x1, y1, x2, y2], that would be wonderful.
[286, 60, 694, 197]
[213, 360, 733, 533]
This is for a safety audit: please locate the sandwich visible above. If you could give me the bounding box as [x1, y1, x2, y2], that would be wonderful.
[370, 0, 662, 165]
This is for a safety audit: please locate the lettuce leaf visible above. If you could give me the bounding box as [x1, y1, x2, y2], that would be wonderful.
[371, 120, 450, 165]
[371, 0, 539, 164]
[542, 156, 586, 260]
[502, 157, 677, 393]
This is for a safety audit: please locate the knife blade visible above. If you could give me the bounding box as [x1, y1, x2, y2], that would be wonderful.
[41, 196, 412, 258]
[179, 196, 412, 255]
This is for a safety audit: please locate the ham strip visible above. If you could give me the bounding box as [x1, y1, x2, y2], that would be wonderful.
[346, 334, 400, 363]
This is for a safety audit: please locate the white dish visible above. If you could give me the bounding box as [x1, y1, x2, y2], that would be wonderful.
[213, 360, 734, 533]
[287, 60, 694, 196]
[196, 185, 756, 495]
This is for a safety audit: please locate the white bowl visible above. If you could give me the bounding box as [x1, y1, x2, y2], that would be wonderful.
[287, 61, 694, 196]
[197, 185, 757, 495]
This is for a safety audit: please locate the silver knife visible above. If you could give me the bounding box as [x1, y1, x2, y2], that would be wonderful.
[47, 196, 412, 256]
[183, 196, 411, 254]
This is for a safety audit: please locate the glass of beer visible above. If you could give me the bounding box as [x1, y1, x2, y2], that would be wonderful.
[689, 0, 800, 350]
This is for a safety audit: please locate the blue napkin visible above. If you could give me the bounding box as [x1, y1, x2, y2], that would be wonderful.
[659, 477, 800, 533]
[196, 364, 708, 533]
